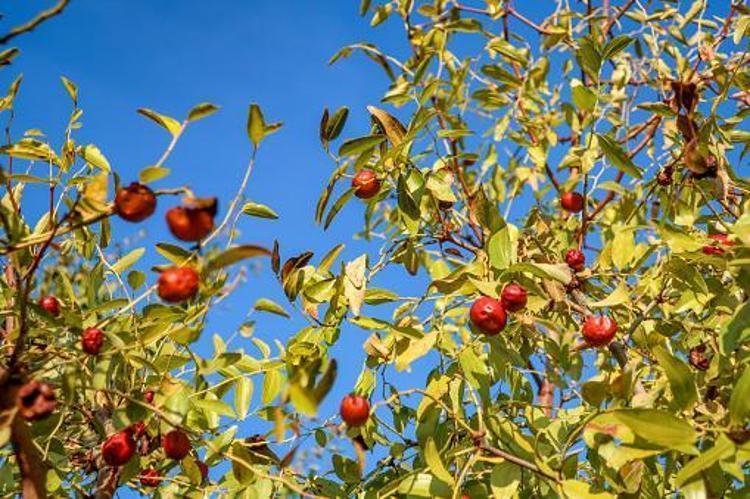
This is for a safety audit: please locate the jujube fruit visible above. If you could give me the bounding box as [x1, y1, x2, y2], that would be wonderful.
[565, 249, 585, 272]
[139, 468, 161, 487]
[166, 203, 215, 242]
[114, 182, 156, 222]
[582, 315, 617, 346]
[101, 431, 136, 466]
[469, 296, 507, 335]
[38, 295, 60, 317]
[352, 170, 380, 199]
[81, 327, 104, 355]
[157, 267, 199, 303]
[501, 284, 527, 312]
[162, 429, 191, 460]
[561, 192, 584, 213]
[340, 394, 370, 427]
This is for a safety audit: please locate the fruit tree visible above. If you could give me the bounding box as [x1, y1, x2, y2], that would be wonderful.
[2, 0, 750, 498]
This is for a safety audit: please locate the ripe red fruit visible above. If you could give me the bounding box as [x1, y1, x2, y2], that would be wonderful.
[689, 344, 710, 371]
[114, 182, 156, 222]
[560, 192, 584, 213]
[81, 327, 104, 355]
[101, 431, 136, 466]
[157, 266, 200, 303]
[166, 205, 215, 242]
[144, 390, 155, 404]
[162, 429, 191, 460]
[565, 249, 586, 272]
[38, 295, 60, 317]
[501, 284, 527, 312]
[656, 168, 673, 186]
[197, 461, 209, 482]
[340, 394, 370, 427]
[352, 169, 381, 199]
[139, 468, 162, 487]
[582, 316, 618, 346]
[17, 380, 56, 421]
[702, 233, 734, 255]
[469, 296, 507, 335]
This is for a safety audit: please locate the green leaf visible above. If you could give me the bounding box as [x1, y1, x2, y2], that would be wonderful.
[675, 435, 735, 487]
[597, 134, 642, 179]
[653, 345, 697, 410]
[254, 298, 290, 318]
[242, 201, 279, 219]
[610, 409, 697, 450]
[338, 135, 386, 157]
[247, 103, 282, 148]
[193, 398, 236, 418]
[78, 144, 111, 172]
[234, 377, 253, 420]
[137, 108, 182, 136]
[729, 365, 750, 425]
[262, 369, 283, 404]
[138, 166, 170, 184]
[395, 332, 437, 372]
[325, 106, 349, 142]
[110, 248, 145, 274]
[60, 76, 78, 104]
[344, 254, 368, 317]
[571, 80, 597, 112]
[487, 226, 512, 271]
[207, 245, 271, 270]
[561, 480, 615, 498]
[491, 462, 521, 498]
[187, 102, 219, 122]
[424, 437, 454, 485]
[602, 35, 634, 60]
[397, 473, 451, 498]
[510, 262, 572, 285]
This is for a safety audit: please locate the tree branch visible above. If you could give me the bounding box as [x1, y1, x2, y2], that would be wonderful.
[0, 0, 71, 46]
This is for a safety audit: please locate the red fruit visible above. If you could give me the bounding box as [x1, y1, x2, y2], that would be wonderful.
[38, 295, 60, 317]
[702, 233, 734, 255]
[565, 249, 586, 272]
[501, 284, 527, 313]
[340, 394, 370, 427]
[561, 192, 584, 213]
[247, 434, 269, 453]
[469, 296, 507, 335]
[702, 245, 725, 256]
[139, 468, 162, 487]
[144, 390, 155, 404]
[115, 182, 156, 222]
[101, 431, 136, 466]
[157, 267, 199, 303]
[162, 429, 191, 460]
[582, 316, 618, 346]
[689, 344, 710, 371]
[656, 168, 673, 186]
[352, 170, 381, 199]
[81, 327, 104, 355]
[197, 461, 209, 482]
[166, 205, 215, 242]
[129, 421, 147, 437]
[17, 380, 56, 421]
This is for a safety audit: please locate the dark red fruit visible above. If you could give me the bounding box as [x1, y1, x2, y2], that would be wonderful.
[565, 249, 586, 272]
[689, 344, 710, 371]
[144, 390, 155, 404]
[247, 434, 269, 452]
[129, 421, 147, 438]
[656, 168, 673, 186]
[157, 266, 199, 303]
[17, 380, 56, 421]
[582, 316, 618, 346]
[702, 233, 734, 256]
[340, 394, 370, 427]
[352, 170, 381, 199]
[139, 468, 162, 487]
[166, 204, 215, 242]
[561, 192, 584, 213]
[81, 327, 104, 355]
[101, 431, 136, 466]
[162, 429, 191, 460]
[38, 295, 60, 317]
[469, 296, 507, 335]
[501, 284, 527, 313]
[115, 182, 156, 222]
[197, 461, 209, 482]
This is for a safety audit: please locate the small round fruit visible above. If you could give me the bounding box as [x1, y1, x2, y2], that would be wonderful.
[702, 233, 734, 256]
[157, 267, 199, 303]
[129, 421, 147, 438]
[144, 390, 155, 404]
[689, 344, 710, 371]
[501, 284, 527, 313]
[17, 380, 56, 421]
[38, 295, 60, 317]
[102, 431, 136, 466]
[469, 296, 507, 335]
[166, 206, 214, 242]
[582, 316, 618, 346]
[81, 327, 104, 355]
[656, 168, 673, 186]
[561, 192, 584, 213]
[352, 170, 381, 199]
[340, 394, 370, 427]
[565, 249, 586, 272]
[139, 468, 161, 487]
[162, 429, 191, 460]
[114, 182, 156, 222]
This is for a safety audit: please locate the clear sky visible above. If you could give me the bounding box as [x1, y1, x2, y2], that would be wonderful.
[3, 0, 437, 489]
